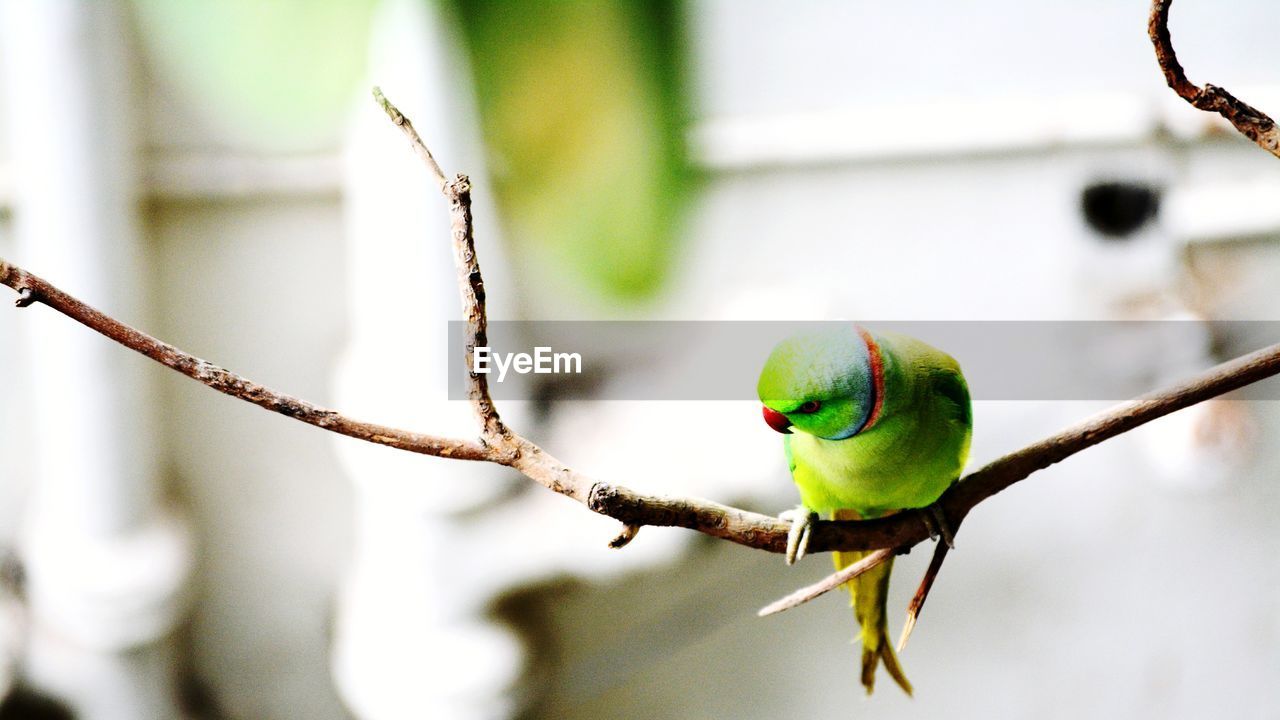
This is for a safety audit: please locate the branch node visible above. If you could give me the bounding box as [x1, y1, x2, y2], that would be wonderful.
[446, 174, 471, 198]
[586, 481, 619, 515]
[480, 435, 518, 464]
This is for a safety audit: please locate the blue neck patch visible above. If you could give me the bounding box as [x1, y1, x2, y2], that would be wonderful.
[820, 329, 876, 441]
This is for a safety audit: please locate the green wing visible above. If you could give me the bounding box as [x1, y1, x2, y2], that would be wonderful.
[929, 364, 972, 429]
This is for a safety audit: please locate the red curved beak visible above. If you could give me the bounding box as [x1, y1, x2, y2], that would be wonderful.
[762, 406, 792, 434]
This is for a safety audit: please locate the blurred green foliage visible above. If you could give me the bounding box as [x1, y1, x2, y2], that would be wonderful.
[445, 0, 696, 303]
[129, 0, 694, 301]
[130, 0, 377, 150]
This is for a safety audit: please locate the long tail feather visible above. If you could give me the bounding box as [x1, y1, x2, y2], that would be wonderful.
[879, 637, 913, 696]
[860, 645, 879, 694]
[833, 511, 912, 697]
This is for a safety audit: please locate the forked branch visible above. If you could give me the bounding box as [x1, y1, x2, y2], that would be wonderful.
[2, 91, 1280, 618]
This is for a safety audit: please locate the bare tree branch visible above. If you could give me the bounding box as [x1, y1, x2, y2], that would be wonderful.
[1149, 0, 1280, 159]
[757, 549, 895, 617]
[3, 92, 1280, 579]
[897, 541, 949, 651]
[0, 259, 490, 462]
[371, 86, 507, 442]
[372, 86, 448, 188]
[591, 335, 1280, 555]
[444, 175, 509, 443]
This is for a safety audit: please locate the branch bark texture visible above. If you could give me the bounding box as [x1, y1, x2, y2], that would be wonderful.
[0, 259, 490, 462]
[1149, 0, 1280, 159]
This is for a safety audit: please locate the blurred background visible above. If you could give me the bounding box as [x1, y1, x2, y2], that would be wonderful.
[1, 0, 1279, 718]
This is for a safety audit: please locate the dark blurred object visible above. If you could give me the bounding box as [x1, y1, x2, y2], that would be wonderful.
[0, 555, 23, 600]
[1081, 181, 1161, 239]
[0, 687, 74, 720]
[178, 669, 229, 720]
[445, 0, 696, 302]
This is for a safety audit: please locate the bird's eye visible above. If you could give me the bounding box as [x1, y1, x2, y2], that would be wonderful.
[797, 400, 821, 414]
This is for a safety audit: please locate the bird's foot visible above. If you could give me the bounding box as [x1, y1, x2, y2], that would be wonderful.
[779, 506, 818, 565]
[918, 502, 956, 549]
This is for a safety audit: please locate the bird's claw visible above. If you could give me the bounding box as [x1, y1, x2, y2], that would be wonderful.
[918, 502, 956, 549]
[779, 507, 818, 565]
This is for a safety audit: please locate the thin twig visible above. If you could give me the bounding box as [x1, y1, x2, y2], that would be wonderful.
[3, 93, 1280, 568]
[608, 524, 641, 549]
[372, 86, 449, 187]
[1149, 0, 1280, 159]
[757, 548, 895, 617]
[371, 89, 504, 438]
[898, 541, 950, 651]
[445, 176, 507, 441]
[372, 92, 507, 442]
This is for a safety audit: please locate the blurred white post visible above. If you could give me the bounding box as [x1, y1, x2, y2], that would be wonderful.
[0, 1, 191, 718]
[330, 1, 526, 718]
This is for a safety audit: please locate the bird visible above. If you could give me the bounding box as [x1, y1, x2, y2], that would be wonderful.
[757, 324, 972, 696]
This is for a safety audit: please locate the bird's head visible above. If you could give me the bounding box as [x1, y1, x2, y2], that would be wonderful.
[756, 325, 882, 441]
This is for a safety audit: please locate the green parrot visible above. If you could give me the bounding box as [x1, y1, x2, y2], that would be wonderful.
[757, 324, 972, 696]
